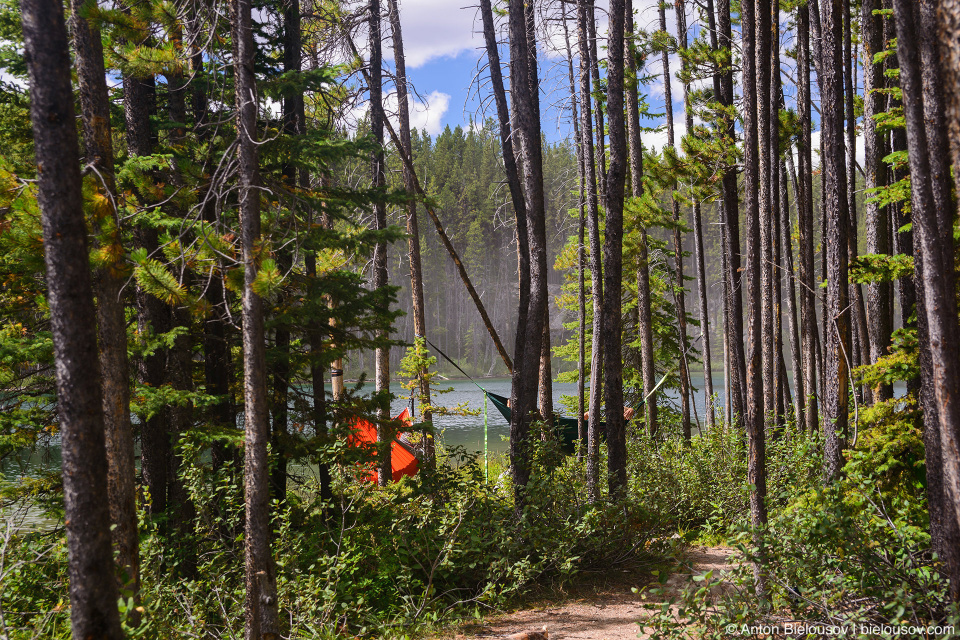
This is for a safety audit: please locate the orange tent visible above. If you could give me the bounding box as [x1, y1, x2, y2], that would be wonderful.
[348, 408, 419, 482]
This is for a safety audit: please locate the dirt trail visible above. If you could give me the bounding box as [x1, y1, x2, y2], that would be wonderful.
[440, 546, 734, 640]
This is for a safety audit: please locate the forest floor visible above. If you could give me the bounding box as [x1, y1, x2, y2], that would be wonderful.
[435, 546, 735, 640]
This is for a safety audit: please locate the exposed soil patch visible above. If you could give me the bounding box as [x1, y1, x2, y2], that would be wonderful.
[436, 546, 734, 640]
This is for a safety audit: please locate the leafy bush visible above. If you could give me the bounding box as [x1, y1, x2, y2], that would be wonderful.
[1, 436, 668, 639]
[640, 400, 956, 640]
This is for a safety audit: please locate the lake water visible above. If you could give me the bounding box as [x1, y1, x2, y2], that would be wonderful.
[389, 374, 726, 456]
[2, 373, 905, 477]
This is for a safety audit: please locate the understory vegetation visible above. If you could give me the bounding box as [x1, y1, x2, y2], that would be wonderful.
[4, 391, 956, 638]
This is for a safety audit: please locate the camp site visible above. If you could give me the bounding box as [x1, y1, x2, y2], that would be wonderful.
[2, 0, 960, 638]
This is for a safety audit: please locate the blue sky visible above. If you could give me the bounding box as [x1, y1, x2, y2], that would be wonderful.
[372, 0, 847, 165]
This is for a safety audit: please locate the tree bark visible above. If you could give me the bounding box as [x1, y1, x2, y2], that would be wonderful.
[757, 0, 775, 431]
[388, 0, 435, 464]
[232, 0, 279, 635]
[862, 0, 892, 401]
[70, 0, 140, 613]
[367, 0, 392, 488]
[742, 0, 768, 596]
[603, 0, 627, 496]
[718, 0, 746, 422]
[508, 0, 548, 507]
[626, 0, 656, 435]
[588, 2, 607, 198]
[575, 0, 604, 499]
[797, 1, 819, 434]
[660, 0, 691, 440]
[22, 1, 123, 635]
[820, 0, 851, 483]
[781, 160, 804, 427]
[561, 2, 588, 455]
[939, 0, 960, 185]
[898, 0, 960, 599]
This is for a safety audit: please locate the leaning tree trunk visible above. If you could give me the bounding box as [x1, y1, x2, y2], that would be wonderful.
[820, 0, 852, 484]
[22, 1, 123, 635]
[479, 0, 532, 496]
[69, 0, 139, 615]
[232, 0, 279, 635]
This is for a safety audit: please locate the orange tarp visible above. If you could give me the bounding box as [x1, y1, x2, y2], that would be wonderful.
[348, 408, 419, 482]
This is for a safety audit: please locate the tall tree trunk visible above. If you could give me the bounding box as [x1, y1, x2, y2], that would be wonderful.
[742, 0, 768, 596]
[899, 0, 960, 599]
[70, 0, 139, 614]
[561, 3, 588, 454]
[660, 0, 691, 440]
[508, 0, 548, 508]
[797, 1, 819, 434]
[604, 0, 627, 496]
[845, 0, 871, 406]
[771, 1, 787, 428]
[189, 12, 235, 476]
[626, 0, 656, 435]
[718, 0, 746, 422]
[757, 0, 775, 430]
[820, 0, 851, 483]
[588, 2, 607, 198]
[679, 0, 712, 430]
[124, 57, 170, 517]
[368, 0, 392, 488]
[526, 1, 553, 430]
[863, 0, 892, 401]
[479, 0, 532, 488]
[576, 0, 604, 499]
[781, 159, 804, 427]
[232, 0, 279, 635]
[271, 0, 302, 502]
[312, 175, 334, 504]
[388, 0, 434, 464]
[940, 0, 960, 184]
[21, 1, 123, 635]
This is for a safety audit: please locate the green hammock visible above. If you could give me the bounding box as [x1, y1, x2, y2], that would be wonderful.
[484, 391, 596, 455]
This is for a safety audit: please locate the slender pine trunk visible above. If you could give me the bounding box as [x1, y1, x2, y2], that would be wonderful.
[70, 0, 140, 614]
[22, 2, 124, 635]
[232, 0, 279, 634]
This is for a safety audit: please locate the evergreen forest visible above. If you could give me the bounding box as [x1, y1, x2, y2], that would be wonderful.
[2, 0, 960, 638]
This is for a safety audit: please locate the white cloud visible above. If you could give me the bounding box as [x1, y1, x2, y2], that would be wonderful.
[386, 0, 482, 68]
[389, 89, 451, 136]
[343, 89, 451, 137]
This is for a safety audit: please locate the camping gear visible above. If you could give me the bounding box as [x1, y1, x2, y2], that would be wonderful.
[348, 408, 419, 482]
[485, 391, 588, 456]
